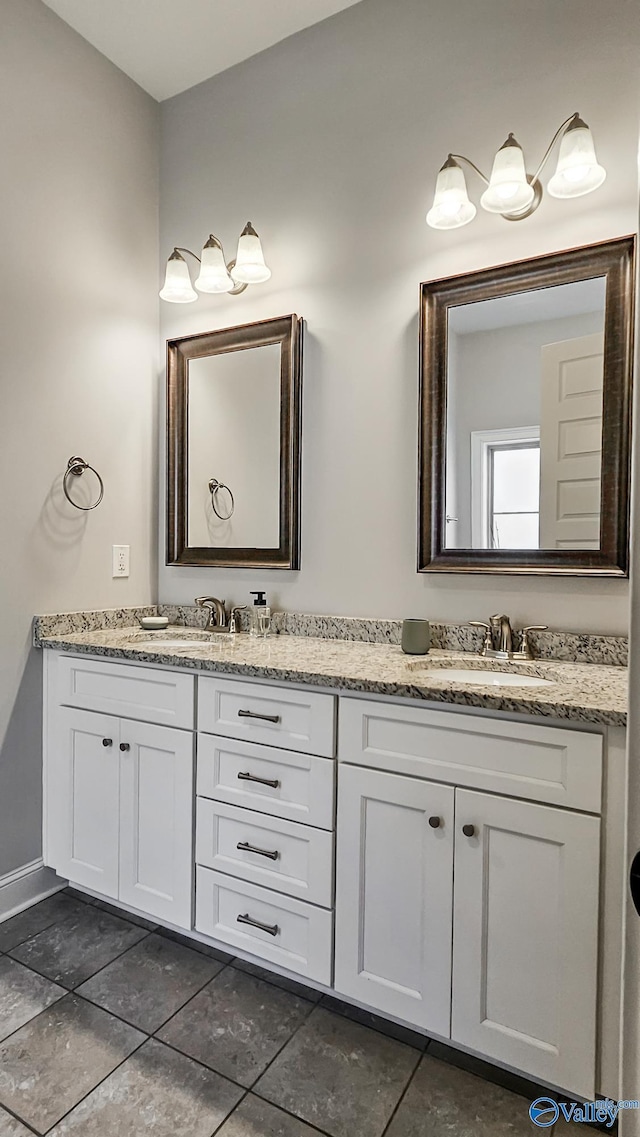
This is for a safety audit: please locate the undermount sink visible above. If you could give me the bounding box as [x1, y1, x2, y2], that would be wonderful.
[417, 667, 554, 688]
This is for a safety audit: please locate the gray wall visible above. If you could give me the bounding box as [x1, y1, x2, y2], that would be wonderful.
[0, 0, 159, 876]
[159, 0, 639, 634]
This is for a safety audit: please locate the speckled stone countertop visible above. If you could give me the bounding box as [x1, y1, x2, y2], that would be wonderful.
[36, 625, 628, 727]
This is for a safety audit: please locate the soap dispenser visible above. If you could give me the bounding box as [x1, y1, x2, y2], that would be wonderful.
[249, 591, 270, 638]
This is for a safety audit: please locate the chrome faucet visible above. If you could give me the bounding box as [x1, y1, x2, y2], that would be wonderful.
[195, 597, 247, 633]
[469, 616, 548, 660]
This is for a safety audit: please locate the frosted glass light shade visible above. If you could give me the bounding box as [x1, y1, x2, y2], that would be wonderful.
[547, 117, 606, 198]
[159, 251, 197, 303]
[195, 235, 234, 293]
[231, 222, 271, 284]
[426, 157, 477, 230]
[480, 134, 535, 214]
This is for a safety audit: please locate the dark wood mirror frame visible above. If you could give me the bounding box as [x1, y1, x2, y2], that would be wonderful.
[167, 314, 303, 569]
[418, 236, 635, 576]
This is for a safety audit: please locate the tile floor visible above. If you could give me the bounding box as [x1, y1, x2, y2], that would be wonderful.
[0, 890, 579, 1135]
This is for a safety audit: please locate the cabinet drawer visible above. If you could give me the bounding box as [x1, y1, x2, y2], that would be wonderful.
[339, 698, 602, 812]
[196, 867, 333, 985]
[55, 654, 195, 729]
[196, 799, 333, 906]
[196, 734, 335, 830]
[198, 676, 336, 757]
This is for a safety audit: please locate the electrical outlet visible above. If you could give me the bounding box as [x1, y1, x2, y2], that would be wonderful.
[112, 545, 130, 578]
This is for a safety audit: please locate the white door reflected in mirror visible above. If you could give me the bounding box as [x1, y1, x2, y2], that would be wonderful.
[187, 343, 282, 549]
[444, 277, 606, 551]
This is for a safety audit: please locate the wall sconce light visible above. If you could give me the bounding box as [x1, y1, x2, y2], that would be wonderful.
[426, 113, 606, 230]
[159, 222, 271, 303]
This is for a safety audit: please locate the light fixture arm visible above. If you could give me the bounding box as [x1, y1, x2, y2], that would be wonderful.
[532, 112, 580, 182]
[448, 153, 490, 186]
[173, 246, 201, 263]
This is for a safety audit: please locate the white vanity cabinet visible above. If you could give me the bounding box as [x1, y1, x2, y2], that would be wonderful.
[44, 654, 195, 928]
[42, 648, 621, 1101]
[334, 697, 603, 1098]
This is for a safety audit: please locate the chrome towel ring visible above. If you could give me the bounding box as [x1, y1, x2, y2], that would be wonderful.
[63, 456, 104, 511]
[209, 477, 235, 520]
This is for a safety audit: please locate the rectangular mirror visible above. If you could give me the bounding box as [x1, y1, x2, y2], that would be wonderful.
[167, 314, 303, 568]
[419, 237, 635, 575]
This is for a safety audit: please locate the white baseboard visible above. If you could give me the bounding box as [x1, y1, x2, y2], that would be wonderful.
[0, 859, 66, 924]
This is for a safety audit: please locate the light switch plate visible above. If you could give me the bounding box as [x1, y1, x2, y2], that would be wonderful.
[112, 544, 130, 578]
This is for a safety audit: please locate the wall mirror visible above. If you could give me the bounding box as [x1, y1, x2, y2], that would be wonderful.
[167, 314, 303, 568]
[419, 236, 635, 575]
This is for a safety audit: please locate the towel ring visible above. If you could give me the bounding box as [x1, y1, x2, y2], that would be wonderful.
[63, 456, 104, 511]
[209, 478, 234, 520]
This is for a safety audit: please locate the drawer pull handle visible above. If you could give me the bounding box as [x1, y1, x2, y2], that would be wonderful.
[237, 771, 281, 789]
[119, 743, 130, 752]
[237, 912, 279, 936]
[462, 823, 476, 838]
[428, 815, 442, 829]
[237, 840, 280, 861]
[238, 709, 281, 724]
[102, 738, 113, 748]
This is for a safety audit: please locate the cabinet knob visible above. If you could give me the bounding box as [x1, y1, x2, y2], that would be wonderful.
[102, 738, 113, 747]
[119, 743, 130, 752]
[428, 816, 442, 829]
[462, 823, 476, 838]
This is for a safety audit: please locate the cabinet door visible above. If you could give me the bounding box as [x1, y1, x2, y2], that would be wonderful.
[46, 707, 120, 898]
[334, 765, 454, 1035]
[119, 721, 194, 929]
[452, 789, 600, 1097]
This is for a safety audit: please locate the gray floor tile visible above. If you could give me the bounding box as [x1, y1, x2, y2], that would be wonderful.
[0, 993, 144, 1133]
[385, 1053, 538, 1136]
[0, 1106, 34, 1137]
[157, 966, 313, 1087]
[76, 932, 225, 1032]
[9, 904, 148, 988]
[0, 955, 66, 1042]
[0, 893, 87, 954]
[156, 925, 234, 962]
[218, 1094, 321, 1136]
[255, 1006, 419, 1137]
[47, 1037, 243, 1137]
[233, 959, 323, 1003]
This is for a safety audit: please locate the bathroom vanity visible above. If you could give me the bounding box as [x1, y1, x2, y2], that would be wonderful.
[38, 622, 627, 1104]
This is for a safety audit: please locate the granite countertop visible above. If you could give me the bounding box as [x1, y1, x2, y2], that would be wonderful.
[36, 625, 628, 727]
